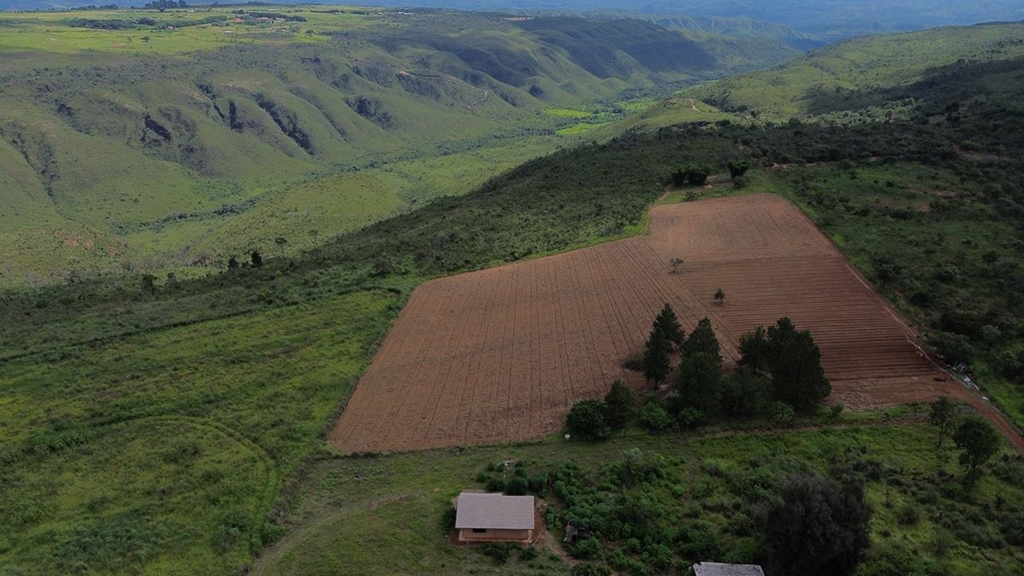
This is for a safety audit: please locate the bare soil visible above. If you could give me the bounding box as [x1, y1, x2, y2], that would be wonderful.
[330, 194, 1011, 452]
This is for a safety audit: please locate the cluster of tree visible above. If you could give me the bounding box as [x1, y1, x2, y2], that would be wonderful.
[670, 164, 711, 186]
[143, 0, 187, 9]
[567, 307, 832, 439]
[66, 18, 138, 29]
[226, 251, 263, 270]
[737, 317, 832, 413]
[649, 306, 830, 419]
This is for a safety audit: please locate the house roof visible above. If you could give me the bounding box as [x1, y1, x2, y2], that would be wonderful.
[455, 492, 535, 530]
[693, 562, 765, 576]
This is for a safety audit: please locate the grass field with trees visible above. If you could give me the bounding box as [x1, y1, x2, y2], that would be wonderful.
[3, 15, 1024, 576]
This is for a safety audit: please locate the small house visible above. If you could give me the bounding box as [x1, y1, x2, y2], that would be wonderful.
[693, 562, 766, 576]
[455, 492, 535, 543]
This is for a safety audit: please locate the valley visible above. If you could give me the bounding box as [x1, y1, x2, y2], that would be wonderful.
[0, 6, 795, 287]
[2, 6, 1024, 576]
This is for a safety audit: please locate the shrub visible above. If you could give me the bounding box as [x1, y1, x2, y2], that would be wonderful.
[639, 400, 674, 431]
[573, 536, 602, 560]
[519, 545, 539, 561]
[528, 472, 549, 495]
[567, 400, 611, 440]
[677, 407, 706, 428]
[769, 401, 795, 427]
[860, 541, 926, 576]
[895, 504, 920, 526]
[441, 506, 457, 533]
[482, 542, 512, 564]
[571, 563, 612, 576]
[505, 477, 528, 496]
[676, 521, 720, 559]
[485, 477, 506, 492]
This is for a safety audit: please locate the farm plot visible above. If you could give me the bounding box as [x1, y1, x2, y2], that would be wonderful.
[330, 194, 957, 452]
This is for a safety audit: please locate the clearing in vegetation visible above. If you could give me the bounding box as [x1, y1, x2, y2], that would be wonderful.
[331, 194, 964, 453]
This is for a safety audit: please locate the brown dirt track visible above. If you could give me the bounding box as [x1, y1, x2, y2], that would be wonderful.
[331, 194, 1021, 453]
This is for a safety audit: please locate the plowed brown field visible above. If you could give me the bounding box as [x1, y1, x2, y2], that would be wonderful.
[330, 194, 982, 453]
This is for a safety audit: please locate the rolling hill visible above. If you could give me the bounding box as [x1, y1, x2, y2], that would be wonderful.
[4, 17, 1024, 576]
[0, 6, 799, 287]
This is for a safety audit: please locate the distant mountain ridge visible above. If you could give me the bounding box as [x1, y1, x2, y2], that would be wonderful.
[5, 0, 1024, 41]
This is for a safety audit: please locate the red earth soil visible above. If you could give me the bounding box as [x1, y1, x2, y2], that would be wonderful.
[330, 194, 1023, 453]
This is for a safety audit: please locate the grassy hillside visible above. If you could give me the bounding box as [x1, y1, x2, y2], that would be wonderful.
[685, 22, 1024, 121]
[0, 290, 399, 574]
[0, 5, 797, 288]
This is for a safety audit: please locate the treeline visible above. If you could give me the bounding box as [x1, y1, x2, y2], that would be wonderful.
[567, 305, 831, 441]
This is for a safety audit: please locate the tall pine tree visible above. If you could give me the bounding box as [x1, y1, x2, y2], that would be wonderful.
[771, 326, 831, 413]
[643, 327, 671, 384]
[682, 317, 722, 367]
[653, 303, 686, 351]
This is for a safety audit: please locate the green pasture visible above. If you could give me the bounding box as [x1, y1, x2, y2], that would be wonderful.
[0, 7, 375, 57]
[0, 289, 398, 575]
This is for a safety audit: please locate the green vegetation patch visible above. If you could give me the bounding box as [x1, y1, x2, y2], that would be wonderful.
[254, 420, 1024, 576]
[0, 289, 399, 575]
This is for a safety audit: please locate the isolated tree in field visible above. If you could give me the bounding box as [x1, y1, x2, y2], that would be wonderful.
[604, 380, 637, 430]
[953, 417, 1001, 485]
[929, 396, 957, 449]
[713, 288, 725, 306]
[738, 325, 769, 374]
[677, 352, 722, 413]
[250, 250, 263, 267]
[653, 303, 686, 351]
[643, 329, 672, 385]
[682, 317, 722, 367]
[763, 473, 871, 576]
[566, 400, 610, 441]
[771, 327, 830, 413]
[670, 257, 684, 274]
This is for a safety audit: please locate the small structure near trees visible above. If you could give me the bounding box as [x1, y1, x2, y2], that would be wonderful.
[455, 492, 535, 543]
[693, 562, 765, 576]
